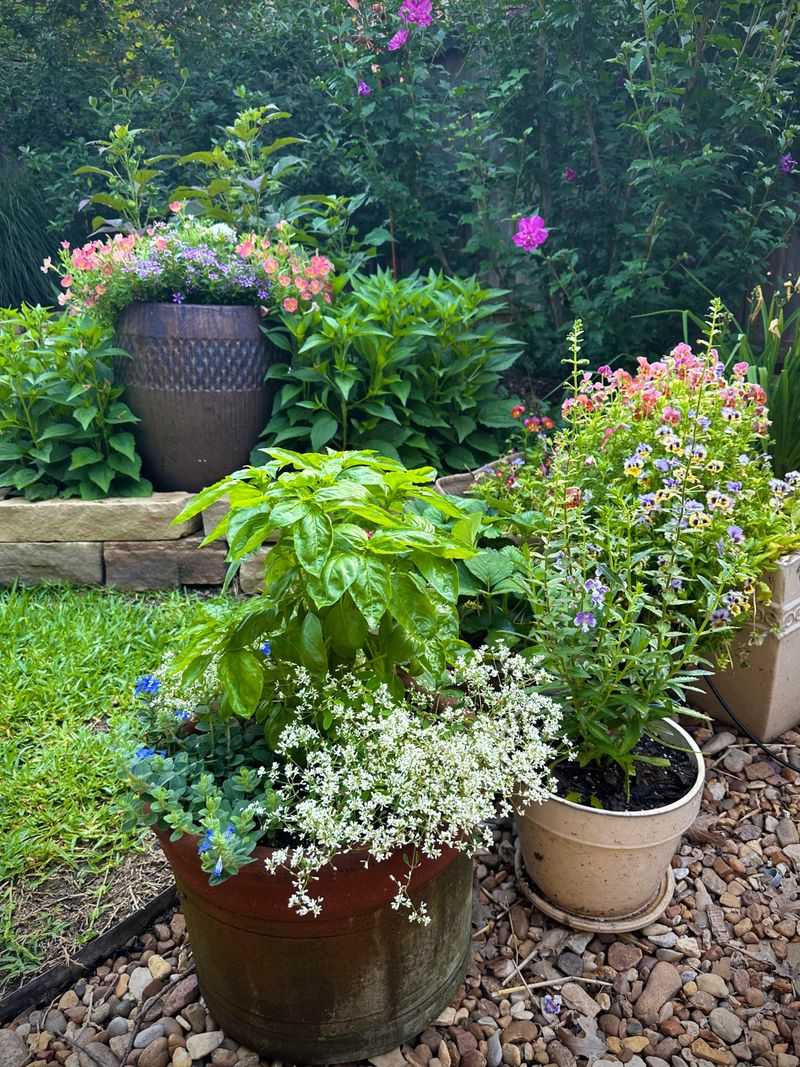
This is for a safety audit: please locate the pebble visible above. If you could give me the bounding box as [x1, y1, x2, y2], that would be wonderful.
[134, 1025, 165, 1049]
[486, 1032, 502, 1067]
[171, 1051, 191, 1067]
[608, 943, 643, 971]
[42, 1010, 67, 1036]
[776, 816, 799, 847]
[634, 962, 682, 1024]
[185, 1031, 225, 1060]
[695, 973, 729, 999]
[701, 731, 736, 755]
[106, 1019, 129, 1039]
[138, 1037, 169, 1067]
[708, 1006, 743, 1043]
[129, 967, 153, 1002]
[78, 1045, 119, 1067]
[161, 976, 199, 1017]
[0, 1031, 28, 1067]
[555, 951, 584, 977]
[147, 956, 172, 981]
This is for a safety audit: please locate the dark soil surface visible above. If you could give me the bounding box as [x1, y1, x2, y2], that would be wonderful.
[553, 734, 698, 812]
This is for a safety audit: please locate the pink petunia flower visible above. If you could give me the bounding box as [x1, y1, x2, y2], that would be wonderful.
[282, 297, 299, 313]
[563, 167, 577, 182]
[169, 201, 184, 213]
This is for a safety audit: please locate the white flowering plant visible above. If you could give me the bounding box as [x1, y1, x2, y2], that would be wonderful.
[466, 305, 800, 784]
[123, 647, 562, 919]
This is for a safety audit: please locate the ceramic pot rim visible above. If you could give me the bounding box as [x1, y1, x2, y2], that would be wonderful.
[547, 716, 704, 820]
[120, 301, 261, 313]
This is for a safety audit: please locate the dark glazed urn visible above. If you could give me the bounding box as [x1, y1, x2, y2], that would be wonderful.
[116, 303, 273, 492]
[155, 828, 473, 1063]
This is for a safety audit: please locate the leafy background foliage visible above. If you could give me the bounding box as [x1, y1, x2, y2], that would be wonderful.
[2, 1, 798, 382]
[262, 270, 522, 472]
[0, 307, 149, 499]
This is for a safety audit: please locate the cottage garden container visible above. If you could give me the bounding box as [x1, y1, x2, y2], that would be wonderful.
[121, 450, 563, 1061]
[49, 214, 334, 491]
[459, 311, 800, 928]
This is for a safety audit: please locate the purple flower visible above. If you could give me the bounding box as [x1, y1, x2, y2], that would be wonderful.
[542, 993, 562, 1015]
[399, 0, 433, 26]
[563, 167, 577, 183]
[670, 577, 683, 590]
[574, 611, 597, 632]
[654, 458, 671, 472]
[357, 80, 372, 96]
[257, 288, 269, 300]
[387, 27, 410, 49]
[213, 858, 224, 878]
[172, 292, 185, 304]
[780, 153, 798, 174]
[726, 481, 742, 493]
[727, 525, 744, 544]
[711, 607, 731, 628]
[513, 214, 549, 252]
[584, 577, 608, 606]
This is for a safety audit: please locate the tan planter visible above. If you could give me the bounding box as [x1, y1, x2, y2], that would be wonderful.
[690, 551, 800, 741]
[516, 718, 704, 932]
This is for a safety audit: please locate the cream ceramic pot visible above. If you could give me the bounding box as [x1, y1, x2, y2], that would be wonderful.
[517, 718, 704, 929]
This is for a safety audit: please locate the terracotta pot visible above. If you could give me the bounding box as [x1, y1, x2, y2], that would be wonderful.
[690, 551, 800, 740]
[155, 828, 472, 1063]
[116, 303, 275, 492]
[516, 718, 704, 932]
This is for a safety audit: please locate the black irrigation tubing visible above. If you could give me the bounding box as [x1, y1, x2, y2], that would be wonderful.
[705, 676, 800, 773]
[0, 885, 177, 1024]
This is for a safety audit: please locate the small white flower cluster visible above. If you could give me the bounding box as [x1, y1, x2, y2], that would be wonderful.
[263, 646, 563, 921]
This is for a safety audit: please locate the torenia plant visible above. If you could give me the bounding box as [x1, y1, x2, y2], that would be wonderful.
[473, 306, 800, 780]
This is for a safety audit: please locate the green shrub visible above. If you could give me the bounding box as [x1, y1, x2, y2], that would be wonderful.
[0, 306, 150, 500]
[261, 270, 522, 472]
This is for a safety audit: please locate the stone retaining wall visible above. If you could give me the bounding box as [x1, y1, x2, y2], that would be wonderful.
[0, 494, 268, 594]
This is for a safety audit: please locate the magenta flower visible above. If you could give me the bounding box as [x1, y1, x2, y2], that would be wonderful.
[357, 80, 372, 96]
[399, 0, 433, 26]
[513, 214, 549, 252]
[563, 167, 577, 183]
[387, 27, 410, 50]
[779, 153, 797, 174]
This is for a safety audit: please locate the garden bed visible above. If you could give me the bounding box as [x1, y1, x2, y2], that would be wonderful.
[1, 720, 799, 1067]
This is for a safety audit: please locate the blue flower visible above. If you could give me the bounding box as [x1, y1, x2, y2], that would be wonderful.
[213, 858, 224, 878]
[260, 641, 272, 657]
[174, 709, 192, 722]
[727, 525, 744, 544]
[134, 675, 161, 697]
[133, 746, 156, 761]
[542, 993, 562, 1014]
[224, 823, 235, 838]
[574, 611, 597, 633]
[197, 830, 214, 855]
[654, 458, 671, 472]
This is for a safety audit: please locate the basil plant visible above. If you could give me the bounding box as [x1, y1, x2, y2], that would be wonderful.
[175, 449, 481, 746]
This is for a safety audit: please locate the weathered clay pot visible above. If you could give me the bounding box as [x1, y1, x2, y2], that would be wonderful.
[116, 303, 274, 492]
[155, 828, 472, 1063]
[690, 551, 800, 740]
[516, 718, 704, 933]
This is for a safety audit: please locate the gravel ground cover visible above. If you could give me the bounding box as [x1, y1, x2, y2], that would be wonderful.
[2, 719, 798, 1067]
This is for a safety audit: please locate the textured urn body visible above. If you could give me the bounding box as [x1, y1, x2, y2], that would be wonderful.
[517, 719, 704, 926]
[156, 829, 472, 1063]
[116, 303, 272, 492]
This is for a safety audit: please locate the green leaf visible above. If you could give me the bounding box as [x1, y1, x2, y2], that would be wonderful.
[69, 447, 104, 470]
[87, 463, 114, 494]
[413, 553, 459, 602]
[74, 406, 98, 431]
[219, 649, 264, 716]
[0, 443, 24, 461]
[293, 508, 333, 576]
[350, 556, 391, 629]
[310, 414, 339, 451]
[320, 552, 361, 603]
[109, 433, 137, 462]
[298, 612, 328, 673]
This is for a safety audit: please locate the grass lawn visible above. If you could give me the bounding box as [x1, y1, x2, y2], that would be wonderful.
[0, 584, 218, 991]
